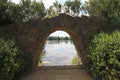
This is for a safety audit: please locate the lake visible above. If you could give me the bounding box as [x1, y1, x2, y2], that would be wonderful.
[39, 40, 79, 66]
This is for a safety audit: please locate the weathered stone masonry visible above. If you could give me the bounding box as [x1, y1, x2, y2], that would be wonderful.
[0, 14, 119, 71]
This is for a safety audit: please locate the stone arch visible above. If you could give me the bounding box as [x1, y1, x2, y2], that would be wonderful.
[34, 15, 87, 69]
[37, 29, 84, 66]
[1, 13, 116, 70]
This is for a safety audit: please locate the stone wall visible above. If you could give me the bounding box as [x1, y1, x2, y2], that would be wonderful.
[0, 14, 119, 71]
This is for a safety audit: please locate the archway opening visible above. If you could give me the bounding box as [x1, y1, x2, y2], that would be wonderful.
[38, 30, 82, 67]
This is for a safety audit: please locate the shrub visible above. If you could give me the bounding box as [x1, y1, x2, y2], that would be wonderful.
[0, 38, 25, 80]
[87, 31, 120, 80]
[72, 56, 79, 65]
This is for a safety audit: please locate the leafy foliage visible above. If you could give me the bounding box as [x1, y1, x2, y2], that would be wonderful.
[64, 0, 81, 16]
[72, 56, 79, 65]
[83, 0, 120, 20]
[19, 0, 46, 21]
[47, 0, 82, 17]
[0, 0, 15, 25]
[46, 1, 62, 18]
[0, 0, 46, 26]
[0, 38, 25, 80]
[87, 31, 120, 80]
[1, 0, 120, 26]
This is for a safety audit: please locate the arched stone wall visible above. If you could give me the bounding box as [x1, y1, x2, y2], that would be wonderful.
[35, 14, 88, 68]
[0, 14, 119, 70]
[36, 27, 86, 67]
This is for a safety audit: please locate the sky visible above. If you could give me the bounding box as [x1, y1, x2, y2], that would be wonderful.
[11, 0, 89, 37]
[11, 0, 89, 8]
[49, 30, 70, 37]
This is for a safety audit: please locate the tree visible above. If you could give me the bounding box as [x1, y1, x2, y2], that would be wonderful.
[8, 2, 23, 23]
[64, 36, 69, 40]
[47, 1, 62, 18]
[0, 0, 15, 25]
[32, 0, 46, 19]
[47, 0, 82, 17]
[83, 0, 120, 19]
[19, 0, 46, 21]
[64, 0, 81, 16]
[0, 0, 46, 26]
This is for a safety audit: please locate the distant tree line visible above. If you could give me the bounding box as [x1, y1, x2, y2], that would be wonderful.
[47, 36, 71, 40]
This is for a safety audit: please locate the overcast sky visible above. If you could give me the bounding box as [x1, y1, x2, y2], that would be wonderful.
[49, 30, 69, 37]
[11, 0, 88, 37]
[12, 0, 88, 8]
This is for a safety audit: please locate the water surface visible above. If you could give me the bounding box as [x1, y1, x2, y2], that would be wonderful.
[40, 40, 78, 66]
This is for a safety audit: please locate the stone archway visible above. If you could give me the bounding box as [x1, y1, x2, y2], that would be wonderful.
[38, 29, 84, 66]
[0, 13, 117, 71]
[35, 16, 87, 69]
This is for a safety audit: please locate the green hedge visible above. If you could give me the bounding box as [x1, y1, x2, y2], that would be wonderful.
[0, 38, 25, 80]
[87, 31, 120, 80]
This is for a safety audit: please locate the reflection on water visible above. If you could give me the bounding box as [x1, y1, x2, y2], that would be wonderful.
[39, 40, 79, 66]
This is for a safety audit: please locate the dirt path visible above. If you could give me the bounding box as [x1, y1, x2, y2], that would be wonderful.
[19, 66, 92, 80]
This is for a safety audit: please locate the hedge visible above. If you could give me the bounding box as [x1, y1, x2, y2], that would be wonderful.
[0, 38, 25, 80]
[87, 31, 120, 80]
